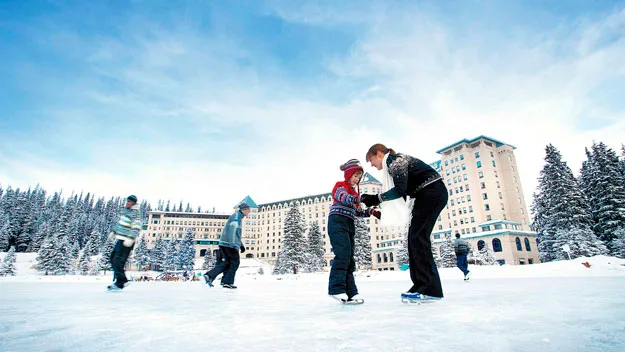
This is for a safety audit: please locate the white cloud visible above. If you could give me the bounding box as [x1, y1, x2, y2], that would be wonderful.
[2, 2, 624, 214]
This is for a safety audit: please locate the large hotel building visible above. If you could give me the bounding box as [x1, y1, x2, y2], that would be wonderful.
[142, 136, 540, 270]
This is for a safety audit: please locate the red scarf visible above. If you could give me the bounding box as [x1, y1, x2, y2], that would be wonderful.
[332, 181, 361, 205]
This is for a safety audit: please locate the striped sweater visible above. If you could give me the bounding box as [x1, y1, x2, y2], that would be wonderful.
[329, 182, 373, 220]
[113, 204, 142, 240]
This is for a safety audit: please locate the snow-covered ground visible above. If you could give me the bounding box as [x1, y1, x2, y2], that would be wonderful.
[1, 255, 625, 352]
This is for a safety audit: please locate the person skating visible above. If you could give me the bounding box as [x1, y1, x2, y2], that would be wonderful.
[454, 233, 471, 281]
[328, 159, 381, 304]
[107, 195, 142, 291]
[361, 144, 447, 303]
[203, 203, 251, 289]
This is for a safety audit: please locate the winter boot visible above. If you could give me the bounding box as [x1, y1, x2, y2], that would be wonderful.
[222, 283, 237, 289]
[347, 294, 364, 304]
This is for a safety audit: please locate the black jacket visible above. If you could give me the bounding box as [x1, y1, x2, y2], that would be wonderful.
[383, 153, 442, 200]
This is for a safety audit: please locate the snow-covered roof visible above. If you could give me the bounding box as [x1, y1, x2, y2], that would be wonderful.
[478, 219, 522, 227]
[361, 172, 381, 185]
[432, 229, 538, 243]
[237, 195, 258, 208]
[436, 135, 516, 154]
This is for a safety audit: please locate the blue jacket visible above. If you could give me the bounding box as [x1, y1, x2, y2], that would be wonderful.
[219, 210, 244, 250]
[113, 204, 142, 240]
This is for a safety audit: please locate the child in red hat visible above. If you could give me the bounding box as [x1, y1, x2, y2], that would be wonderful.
[328, 159, 380, 304]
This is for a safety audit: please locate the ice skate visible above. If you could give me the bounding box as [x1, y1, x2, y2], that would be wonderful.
[329, 293, 348, 303]
[204, 274, 214, 287]
[346, 294, 364, 305]
[464, 271, 471, 281]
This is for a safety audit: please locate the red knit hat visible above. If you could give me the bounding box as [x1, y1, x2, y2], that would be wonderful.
[340, 159, 363, 181]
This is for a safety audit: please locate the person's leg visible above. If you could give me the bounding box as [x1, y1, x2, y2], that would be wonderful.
[222, 247, 240, 285]
[111, 240, 132, 287]
[407, 182, 448, 298]
[207, 246, 228, 280]
[346, 227, 358, 298]
[328, 216, 352, 296]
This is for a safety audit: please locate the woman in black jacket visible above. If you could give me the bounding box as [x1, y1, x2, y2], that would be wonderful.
[361, 144, 448, 302]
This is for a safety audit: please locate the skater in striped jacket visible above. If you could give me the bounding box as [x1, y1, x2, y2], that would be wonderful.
[328, 159, 381, 304]
[107, 195, 142, 291]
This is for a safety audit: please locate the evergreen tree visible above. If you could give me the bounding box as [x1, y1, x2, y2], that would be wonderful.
[83, 229, 101, 257]
[579, 142, 625, 252]
[273, 204, 308, 274]
[98, 238, 115, 274]
[553, 227, 608, 260]
[53, 236, 74, 275]
[163, 240, 179, 271]
[133, 236, 151, 271]
[438, 238, 456, 268]
[0, 218, 10, 252]
[306, 222, 325, 272]
[36, 237, 57, 275]
[354, 218, 372, 270]
[0, 246, 17, 276]
[531, 144, 605, 261]
[150, 237, 166, 271]
[396, 226, 409, 266]
[610, 227, 625, 259]
[201, 250, 215, 270]
[78, 251, 93, 275]
[471, 245, 498, 265]
[177, 229, 196, 271]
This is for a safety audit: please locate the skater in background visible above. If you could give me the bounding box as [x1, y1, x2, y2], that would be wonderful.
[108, 195, 142, 291]
[361, 144, 447, 302]
[203, 203, 251, 289]
[328, 159, 381, 303]
[454, 233, 471, 281]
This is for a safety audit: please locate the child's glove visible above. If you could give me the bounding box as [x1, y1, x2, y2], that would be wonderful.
[371, 209, 381, 220]
[122, 238, 135, 247]
[107, 232, 115, 240]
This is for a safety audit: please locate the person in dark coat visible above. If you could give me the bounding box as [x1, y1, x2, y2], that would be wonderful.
[454, 233, 471, 280]
[361, 144, 448, 302]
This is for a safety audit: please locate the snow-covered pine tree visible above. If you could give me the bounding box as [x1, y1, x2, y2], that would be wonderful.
[531, 144, 605, 261]
[273, 204, 308, 274]
[83, 229, 101, 257]
[36, 237, 57, 275]
[201, 250, 215, 270]
[579, 142, 625, 253]
[53, 236, 74, 275]
[0, 246, 17, 276]
[78, 251, 92, 275]
[0, 218, 10, 252]
[133, 236, 151, 271]
[306, 222, 325, 272]
[553, 227, 608, 260]
[471, 245, 498, 265]
[396, 226, 409, 266]
[177, 229, 196, 271]
[97, 238, 115, 274]
[163, 240, 179, 271]
[150, 237, 166, 271]
[438, 238, 456, 268]
[354, 218, 372, 270]
[610, 227, 625, 259]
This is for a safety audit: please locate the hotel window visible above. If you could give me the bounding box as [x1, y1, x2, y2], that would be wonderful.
[471, 217, 475, 223]
[466, 184, 470, 191]
[447, 179, 452, 186]
[479, 171, 484, 178]
[461, 163, 466, 170]
[485, 204, 490, 211]
[483, 193, 488, 200]
[477, 161, 482, 168]
[463, 174, 468, 180]
[469, 206, 473, 212]
[490, 151, 494, 157]
[492, 160, 496, 167]
[499, 192, 503, 199]
[501, 203, 505, 210]
[475, 152, 480, 158]
[455, 157, 459, 162]
[445, 160, 448, 166]
[460, 154, 464, 160]
[451, 200, 455, 206]
[497, 181, 501, 188]
[481, 182, 486, 189]
[467, 195, 472, 202]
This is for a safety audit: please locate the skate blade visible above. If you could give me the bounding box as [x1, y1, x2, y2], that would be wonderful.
[344, 299, 364, 305]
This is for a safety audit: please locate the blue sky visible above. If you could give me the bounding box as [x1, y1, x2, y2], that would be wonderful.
[1, 0, 624, 211]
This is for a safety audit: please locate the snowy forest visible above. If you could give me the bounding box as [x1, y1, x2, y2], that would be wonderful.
[531, 142, 625, 261]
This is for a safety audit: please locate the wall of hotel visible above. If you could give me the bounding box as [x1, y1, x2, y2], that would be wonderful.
[433, 233, 540, 265]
